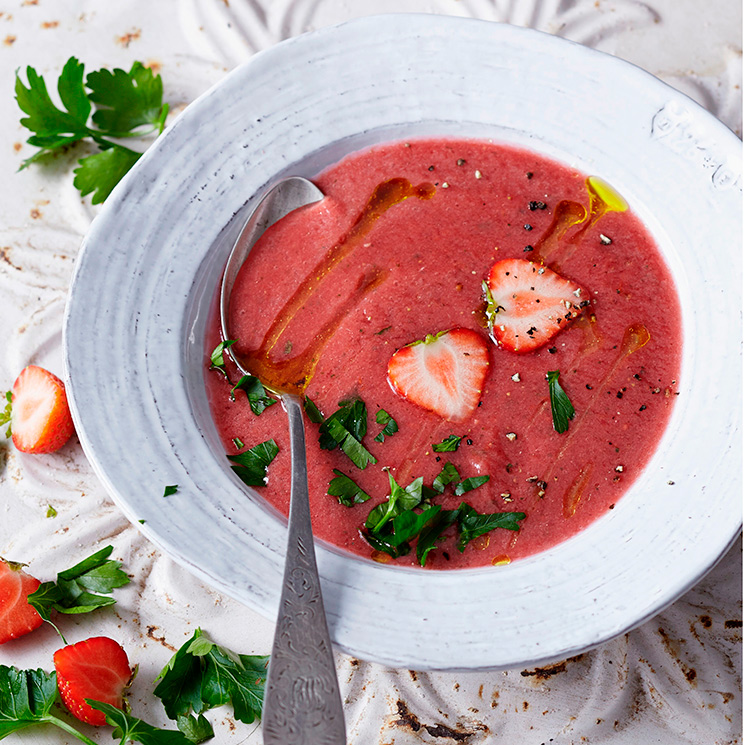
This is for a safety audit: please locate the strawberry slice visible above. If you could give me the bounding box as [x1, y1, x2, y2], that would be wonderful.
[387, 328, 489, 422]
[10, 365, 75, 453]
[484, 259, 588, 353]
[54, 636, 132, 726]
[0, 559, 43, 644]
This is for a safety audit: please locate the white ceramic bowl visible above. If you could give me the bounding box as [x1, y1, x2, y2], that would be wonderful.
[64, 14, 742, 671]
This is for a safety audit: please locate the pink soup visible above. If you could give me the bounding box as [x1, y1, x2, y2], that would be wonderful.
[206, 138, 682, 569]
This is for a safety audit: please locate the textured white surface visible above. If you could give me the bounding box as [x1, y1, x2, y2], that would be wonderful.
[0, 1, 741, 744]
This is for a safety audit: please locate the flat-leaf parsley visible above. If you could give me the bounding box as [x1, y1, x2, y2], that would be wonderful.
[15, 57, 169, 203]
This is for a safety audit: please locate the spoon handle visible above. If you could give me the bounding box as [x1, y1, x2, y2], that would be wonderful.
[262, 395, 346, 745]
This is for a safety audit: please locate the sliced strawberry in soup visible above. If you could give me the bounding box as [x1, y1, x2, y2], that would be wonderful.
[485, 259, 587, 353]
[387, 328, 489, 422]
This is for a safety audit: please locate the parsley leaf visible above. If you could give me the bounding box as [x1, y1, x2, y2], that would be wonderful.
[373, 408, 398, 443]
[0, 666, 58, 740]
[73, 145, 141, 204]
[15, 57, 89, 142]
[389, 505, 441, 548]
[27, 545, 130, 622]
[364, 471, 424, 534]
[432, 435, 462, 452]
[209, 339, 236, 371]
[153, 628, 269, 734]
[432, 462, 460, 493]
[230, 374, 276, 415]
[88, 701, 193, 744]
[303, 396, 324, 424]
[328, 469, 370, 507]
[227, 439, 278, 486]
[454, 475, 490, 496]
[318, 399, 377, 470]
[163, 485, 178, 497]
[15, 57, 169, 204]
[455, 502, 525, 552]
[0, 391, 11, 438]
[416, 508, 460, 566]
[547, 370, 575, 433]
[86, 62, 168, 136]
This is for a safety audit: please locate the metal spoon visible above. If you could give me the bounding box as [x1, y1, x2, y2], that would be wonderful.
[220, 176, 346, 745]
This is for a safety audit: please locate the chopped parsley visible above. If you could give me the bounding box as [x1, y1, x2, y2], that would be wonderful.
[362, 468, 524, 565]
[317, 399, 377, 470]
[227, 439, 278, 486]
[432, 462, 461, 493]
[454, 503, 525, 552]
[328, 470, 371, 507]
[547, 370, 576, 433]
[454, 475, 490, 496]
[230, 374, 276, 415]
[209, 339, 236, 379]
[163, 485, 178, 498]
[432, 434, 462, 453]
[373, 408, 398, 442]
[303, 396, 324, 424]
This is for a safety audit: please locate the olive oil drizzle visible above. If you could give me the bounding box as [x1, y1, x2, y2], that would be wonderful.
[533, 176, 628, 267]
[237, 178, 436, 394]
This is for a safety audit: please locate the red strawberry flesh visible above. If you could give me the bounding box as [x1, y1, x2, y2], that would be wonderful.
[485, 259, 587, 353]
[11, 365, 75, 453]
[387, 327, 489, 422]
[0, 560, 43, 644]
[54, 636, 132, 726]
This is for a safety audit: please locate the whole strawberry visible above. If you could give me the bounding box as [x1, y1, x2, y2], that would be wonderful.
[6, 365, 75, 453]
[0, 559, 43, 643]
[54, 636, 132, 726]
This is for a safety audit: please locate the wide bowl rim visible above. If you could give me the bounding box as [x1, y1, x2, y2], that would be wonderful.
[63, 13, 742, 671]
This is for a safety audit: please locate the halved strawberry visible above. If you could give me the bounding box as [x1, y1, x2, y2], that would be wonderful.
[0, 559, 43, 644]
[484, 259, 588, 353]
[54, 636, 132, 726]
[387, 328, 489, 422]
[10, 365, 75, 453]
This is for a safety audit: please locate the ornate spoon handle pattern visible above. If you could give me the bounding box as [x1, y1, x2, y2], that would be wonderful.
[262, 394, 346, 745]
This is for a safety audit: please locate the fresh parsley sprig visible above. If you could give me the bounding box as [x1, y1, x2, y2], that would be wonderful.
[15, 56, 169, 204]
[154, 628, 269, 742]
[26, 546, 129, 637]
[547, 370, 575, 433]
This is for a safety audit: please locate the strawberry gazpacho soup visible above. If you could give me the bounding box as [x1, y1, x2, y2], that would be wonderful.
[206, 138, 682, 569]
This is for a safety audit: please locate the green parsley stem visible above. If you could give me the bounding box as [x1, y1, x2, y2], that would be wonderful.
[46, 714, 99, 745]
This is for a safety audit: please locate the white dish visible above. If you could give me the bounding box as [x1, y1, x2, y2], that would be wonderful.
[64, 14, 742, 671]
